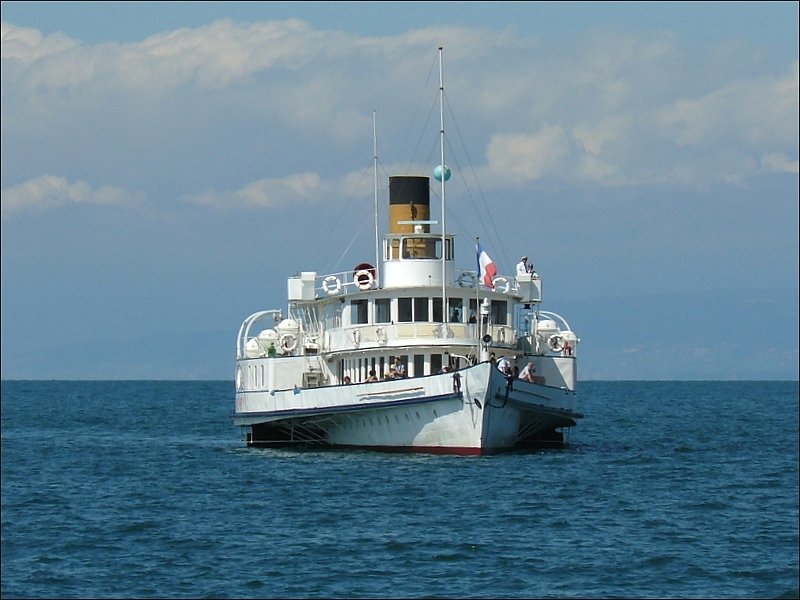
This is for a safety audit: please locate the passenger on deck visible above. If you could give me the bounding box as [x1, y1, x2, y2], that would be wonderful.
[450, 308, 461, 323]
[343, 375, 352, 385]
[496, 356, 511, 375]
[367, 370, 378, 382]
[516, 256, 533, 275]
[519, 362, 535, 382]
[393, 357, 406, 378]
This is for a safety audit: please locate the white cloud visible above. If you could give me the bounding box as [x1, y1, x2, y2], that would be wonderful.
[1, 20, 797, 209]
[762, 153, 799, 174]
[184, 172, 323, 209]
[0, 22, 78, 64]
[485, 125, 571, 184]
[652, 62, 799, 150]
[1, 175, 142, 217]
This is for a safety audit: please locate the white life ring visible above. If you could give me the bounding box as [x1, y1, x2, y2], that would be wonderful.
[355, 269, 374, 290]
[375, 326, 387, 345]
[492, 276, 510, 293]
[352, 329, 361, 347]
[457, 272, 476, 288]
[547, 334, 565, 353]
[322, 275, 341, 295]
[280, 333, 298, 353]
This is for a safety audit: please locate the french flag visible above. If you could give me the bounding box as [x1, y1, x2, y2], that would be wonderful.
[476, 242, 497, 289]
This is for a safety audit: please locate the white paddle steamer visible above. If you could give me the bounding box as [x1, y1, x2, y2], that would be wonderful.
[233, 49, 582, 455]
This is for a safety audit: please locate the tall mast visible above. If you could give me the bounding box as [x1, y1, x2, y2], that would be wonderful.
[373, 110, 380, 283]
[438, 46, 447, 324]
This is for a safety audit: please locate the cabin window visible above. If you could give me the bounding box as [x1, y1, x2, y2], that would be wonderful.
[375, 298, 391, 323]
[433, 297, 463, 322]
[402, 237, 441, 260]
[387, 239, 401, 260]
[413, 354, 425, 377]
[433, 297, 443, 322]
[468, 299, 478, 324]
[398, 297, 413, 322]
[324, 303, 343, 328]
[379, 356, 386, 379]
[431, 353, 443, 374]
[490, 300, 508, 325]
[450, 354, 461, 370]
[515, 306, 534, 335]
[414, 297, 429, 322]
[449, 298, 463, 322]
[351, 299, 368, 325]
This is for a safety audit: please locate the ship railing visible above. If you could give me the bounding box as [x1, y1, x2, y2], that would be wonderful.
[316, 268, 532, 299]
[326, 322, 517, 351]
[455, 268, 540, 299]
[316, 269, 377, 298]
[236, 310, 283, 359]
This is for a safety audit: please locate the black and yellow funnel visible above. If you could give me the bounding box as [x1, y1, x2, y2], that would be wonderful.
[389, 176, 430, 234]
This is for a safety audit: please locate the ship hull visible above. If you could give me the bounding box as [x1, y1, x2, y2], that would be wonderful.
[234, 362, 580, 455]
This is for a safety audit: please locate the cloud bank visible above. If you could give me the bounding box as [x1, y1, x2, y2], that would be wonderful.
[1, 19, 797, 215]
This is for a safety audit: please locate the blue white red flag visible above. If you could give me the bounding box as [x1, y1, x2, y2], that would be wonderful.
[476, 242, 497, 289]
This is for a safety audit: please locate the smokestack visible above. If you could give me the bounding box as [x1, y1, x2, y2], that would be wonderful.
[388, 176, 429, 234]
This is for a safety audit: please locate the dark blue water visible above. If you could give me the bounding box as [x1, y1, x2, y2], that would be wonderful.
[2, 381, 798, 599]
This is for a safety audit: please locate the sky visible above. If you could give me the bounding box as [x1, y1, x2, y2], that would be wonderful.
[1, 1, 798, 381]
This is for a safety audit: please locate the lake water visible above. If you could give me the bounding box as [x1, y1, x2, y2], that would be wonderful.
[2, 380, 798, 599]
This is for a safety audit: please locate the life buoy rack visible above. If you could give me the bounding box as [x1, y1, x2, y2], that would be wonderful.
[352, 329, 361, 347]
[457, 272, 477, 288]
[492, 276, 510, 293]
[280, 333, 298, 353]
[354, 269, 374, 290]
[547, 334, 565, 353]
[322, 275, 341, 295]
[375, 326, 387, 345]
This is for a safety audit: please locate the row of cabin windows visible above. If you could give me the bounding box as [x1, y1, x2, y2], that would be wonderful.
[341, 353, 463, 382]
[351, 297, 508, 326]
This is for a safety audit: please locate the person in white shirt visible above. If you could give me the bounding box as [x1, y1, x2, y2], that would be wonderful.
[496, 356, 511, 375]
[519, 361, 535, 382]
[393, 356, 406, 378]
[516, 256, 533, 275]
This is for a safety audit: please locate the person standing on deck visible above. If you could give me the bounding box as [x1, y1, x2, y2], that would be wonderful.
[516, 256, 533, 275]
[496, 356, 511, 375]
[393, 356, 406, 378]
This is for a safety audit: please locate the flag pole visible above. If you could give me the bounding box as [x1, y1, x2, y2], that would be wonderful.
[438, 46, 447, 327]
[475, 236, 481, 357]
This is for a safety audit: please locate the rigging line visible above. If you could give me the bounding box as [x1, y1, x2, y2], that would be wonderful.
[422, 136, 440, 176]
[329, 209, 372, 274]
[399, 55, 439, 175]
[443, 91, 511, 269]
[442, 135, 504, 257]
[404, 90, 440, 176]
[429, 127, 503, 268]
[321, 159, 374, 274]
